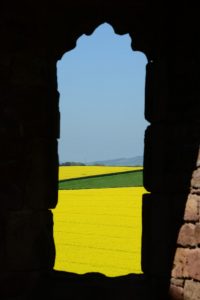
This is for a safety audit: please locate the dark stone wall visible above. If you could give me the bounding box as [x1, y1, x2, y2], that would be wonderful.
[0, 1, 199, 299]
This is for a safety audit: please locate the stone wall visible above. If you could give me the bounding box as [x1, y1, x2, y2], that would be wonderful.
[0, 2, 200, 299]
[0, 5, 60, 298]
[170, 150, 200, 300]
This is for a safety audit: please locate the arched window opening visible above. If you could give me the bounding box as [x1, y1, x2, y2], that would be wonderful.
[53, 23, 148, 277]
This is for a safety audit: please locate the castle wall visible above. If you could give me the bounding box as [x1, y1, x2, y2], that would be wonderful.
[0, 1, 199, 299]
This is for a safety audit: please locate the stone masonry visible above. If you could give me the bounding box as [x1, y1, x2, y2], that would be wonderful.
[0, 1, 200, 300]
[170, 150, 200, 300]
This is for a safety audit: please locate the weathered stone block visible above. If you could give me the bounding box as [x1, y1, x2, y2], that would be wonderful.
[195, 223, 200, 244]
[169, 284, 183, 300]
[145, 59, 169, 122]
[0, 139, 58, 210]
[196, 151, 200, 168]
[143, 124, 199, 193]
[184, 280, 200, 300]
[4, 87, 60, 139]
[187, 249, 200, 281]
[177, 223, 196, 247]
[24, 139, 58, 209]
[0, 140, 28, 210]
[191, 168, 200, 189]
[145, 56, 200, 123]
[10, 54, 49, 87]
[184, 194, 199, 222]
[171, 248, 189, 278]
[0, 271, 41, 298]
[5, 210, 55, 271]
[170, 278, 184, 287]
[0, 55, 12, 83]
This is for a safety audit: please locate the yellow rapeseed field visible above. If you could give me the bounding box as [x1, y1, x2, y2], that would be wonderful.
[59, 166, 142, 181]
[53, 187, 145, 276]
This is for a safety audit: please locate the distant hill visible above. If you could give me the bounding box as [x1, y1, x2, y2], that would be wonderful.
[87, 156, 143, 166]
[60, 162, 86, 166]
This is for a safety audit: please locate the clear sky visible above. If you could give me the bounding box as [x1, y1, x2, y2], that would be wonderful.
[57, 23, 148, 164]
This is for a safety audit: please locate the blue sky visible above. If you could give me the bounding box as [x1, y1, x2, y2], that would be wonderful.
[57, 23, 148, 164]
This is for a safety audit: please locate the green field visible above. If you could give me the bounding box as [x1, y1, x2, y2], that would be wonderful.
[59, 170, 143, 190]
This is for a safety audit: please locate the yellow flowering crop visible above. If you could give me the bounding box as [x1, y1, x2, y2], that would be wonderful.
[59, 166, 143, 181]
[53, 187, 145, 276]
